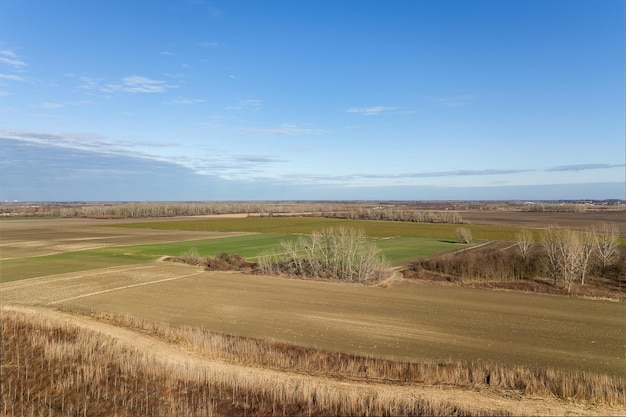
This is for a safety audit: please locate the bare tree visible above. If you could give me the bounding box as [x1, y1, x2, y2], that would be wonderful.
[593, 223, 620, 269]
[258, 227, 388, 283]
[516, 229, 534, 260]
[543, 227, 587, 292]
[578, 230, 595, 285]
[542, 227, 562, 286]
[557, 228, 583, 293]
[455, 227, 472, 244]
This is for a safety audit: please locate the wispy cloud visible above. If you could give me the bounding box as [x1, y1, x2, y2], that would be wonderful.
[0, 50, 27, 68]
[79, 75, 176, 94]
[0, 130, 177, 158]
[437, 96, 475, 107]
[234, 155, 286, 163]
[276, 168, 534, 185]
[0, 73, 25, 81]
[226, 98, 264, 111]
[105, 76, 175, 93]
[546, 163, 625, 172]
[402, 168, 532, 178]
[39, 102, 66, 109]
[0, 129, 284, 181]
[171, 97, 206, 105]
[238, 124, 324, 136]
[345, 106, 398, 116]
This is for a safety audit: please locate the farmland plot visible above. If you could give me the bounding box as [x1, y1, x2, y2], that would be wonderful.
[2, 216, 625, 416]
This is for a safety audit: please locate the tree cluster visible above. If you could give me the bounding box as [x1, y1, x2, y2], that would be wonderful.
[541, 223, 620, 291]
[257, 227, 389, 283]
[412, 223, 622, 293]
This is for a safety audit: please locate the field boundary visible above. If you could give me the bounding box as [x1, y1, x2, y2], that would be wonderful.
[47, 270, 206, 305]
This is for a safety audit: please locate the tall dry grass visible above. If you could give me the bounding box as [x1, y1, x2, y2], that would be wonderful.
[0, 308, 487, 416]
[92, 310, 626, 406]
[3, 307, 625, 417]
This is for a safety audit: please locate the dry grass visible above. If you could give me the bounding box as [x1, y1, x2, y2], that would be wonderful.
[3, 306, 625, 416]
[0, 308, 482, 417]
[89, 310, 626, 406]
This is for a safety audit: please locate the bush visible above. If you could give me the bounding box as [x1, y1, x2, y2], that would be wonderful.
[257, 227, 389, 283]
[180, 248, 201, 265]
[455, 227, 472, 244]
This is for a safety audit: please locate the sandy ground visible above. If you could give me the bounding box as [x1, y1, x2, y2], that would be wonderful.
[4, 304, 623, 416]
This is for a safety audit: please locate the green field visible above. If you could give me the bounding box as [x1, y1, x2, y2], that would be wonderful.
[0, 232, 458, 282]
[112, 217, 529, 240]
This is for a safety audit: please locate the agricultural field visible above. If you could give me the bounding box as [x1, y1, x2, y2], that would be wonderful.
[1, 214, 625, 416]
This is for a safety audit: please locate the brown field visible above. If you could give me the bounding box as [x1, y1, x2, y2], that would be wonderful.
[2, 216, 625, 415]
[3, 261, 623, 378]
[460, 210, 626, 234]
[0, 218, 247, 259]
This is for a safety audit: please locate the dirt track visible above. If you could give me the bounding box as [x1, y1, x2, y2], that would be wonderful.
[4, 304, 622, 417]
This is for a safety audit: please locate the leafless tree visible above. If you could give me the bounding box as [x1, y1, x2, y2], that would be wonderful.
[592, 223, 620, 269]
[557, 228, 583, 292]
[578, 230, 595, 285]
[515, 229, 534, 260]
[455, 227, 472, 244]
[542, 227, 588, 292]
[542, 227, 562, 286]
[257, 227, 388, 283]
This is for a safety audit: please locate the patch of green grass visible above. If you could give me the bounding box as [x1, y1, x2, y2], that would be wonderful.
[0, 251, 148, 283]
[0, 234, 299, 283]
[111, 217, 525, 241]
[0, 232, 458, 282]
[374, 237, 460, 264]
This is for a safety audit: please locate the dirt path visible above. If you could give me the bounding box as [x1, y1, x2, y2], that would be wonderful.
[4, 304, 622, 416]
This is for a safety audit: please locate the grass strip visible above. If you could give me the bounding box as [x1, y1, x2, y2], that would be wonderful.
[110, 217, 529, 240]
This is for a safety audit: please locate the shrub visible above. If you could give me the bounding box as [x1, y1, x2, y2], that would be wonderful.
[257, 227, 389, 283]
[455, 227, 472, 244]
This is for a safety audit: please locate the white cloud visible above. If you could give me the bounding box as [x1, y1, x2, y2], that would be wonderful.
[227, 98, 264, 110]
[345, 106, 398, 116]
[104, 76, 175, 93]
[0, 50, 27, 68]
[79, 75, 176, 94]
[0, 74, 25, 81]
[171, 97, 206, 105]
[238, 124, 323, 136]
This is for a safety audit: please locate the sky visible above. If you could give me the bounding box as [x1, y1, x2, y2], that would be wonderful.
[0, 0, 624, 201]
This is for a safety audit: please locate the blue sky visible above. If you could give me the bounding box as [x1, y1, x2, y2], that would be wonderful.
[1, 0, 624, 201]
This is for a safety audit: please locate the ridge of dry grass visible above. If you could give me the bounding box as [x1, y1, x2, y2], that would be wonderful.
[88, 309, 626, 406]
[3, 306, 625, 417]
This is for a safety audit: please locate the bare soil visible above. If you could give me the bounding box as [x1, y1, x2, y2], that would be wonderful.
[460, 210, 626, 234]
